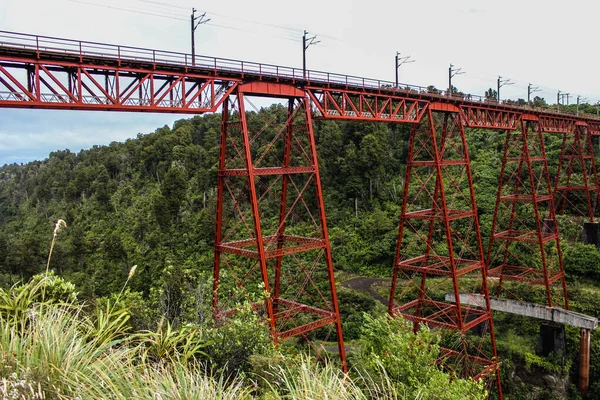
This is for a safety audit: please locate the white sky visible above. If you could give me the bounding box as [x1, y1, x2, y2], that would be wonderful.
[1, 0, 599, 164]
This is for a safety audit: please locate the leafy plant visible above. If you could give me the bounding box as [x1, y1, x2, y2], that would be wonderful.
[133, 319, 210, 364]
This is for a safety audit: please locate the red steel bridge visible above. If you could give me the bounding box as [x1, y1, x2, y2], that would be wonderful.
[2, 30, 600, 397]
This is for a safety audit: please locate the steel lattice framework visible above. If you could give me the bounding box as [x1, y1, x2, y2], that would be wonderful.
[0, 43, 239, 113]
[553, 122, 600, 221]
[388, 105, 501, 395]
[5, 30, 600, 399]
[486, 117, 569, 308]
[212, 82, 346, 368]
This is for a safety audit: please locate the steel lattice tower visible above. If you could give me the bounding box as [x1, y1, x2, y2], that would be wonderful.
[212, 83, 346, 369]
[388, 107, 502, 396]
[554, 123, 600, 221]
[486, 118, 569, 308]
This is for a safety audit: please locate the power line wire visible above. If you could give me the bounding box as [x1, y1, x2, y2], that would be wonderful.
[66, 0, 187, 21]
[195, 7, 341, 42]
[67, 0, 302, 44]
[132, 0, 188, 11]
[207, 22, 300, 43]
[205, 10, 301, 34]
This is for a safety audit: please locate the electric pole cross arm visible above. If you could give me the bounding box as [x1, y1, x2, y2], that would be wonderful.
[191, 8, 210, 67]
[497, 76, 513, 103]
[448, 63, 465, 96]
[302, 30, 320, 79]
[577, 95, 588, 116]
[528, 83, 541, 105]
[395, 52, 415, 88]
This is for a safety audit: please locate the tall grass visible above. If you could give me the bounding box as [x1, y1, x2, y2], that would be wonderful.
[263, 355, 402, 400]
[0, 270, 483, 399]
[0, 300, 408, 399]
[0, 301, 250, 400]
[68, 359, 251, 400]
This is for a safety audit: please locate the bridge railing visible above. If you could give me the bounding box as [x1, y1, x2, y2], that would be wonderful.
[0, 30, 598, 122]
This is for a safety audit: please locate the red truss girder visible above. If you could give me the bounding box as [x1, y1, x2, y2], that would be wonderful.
[1, 29, 600, 136]
[388, 109, 502, 397]
[212, 83, 346, 369]
[460, 105, 521, 130]
[540, 115, 577, 133]
[0, 55, 237, 113]
[554, 123, 600, 221]
[306, 87, 429, 123]
[486, 120, 569, 308]
[588, 122, 600, 136]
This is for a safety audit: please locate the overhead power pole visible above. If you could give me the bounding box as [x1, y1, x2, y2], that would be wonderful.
[448, 63, 464, 96]
[497, 76, 513, 103]
[577, 95, 587, 116]
[557, 91, 561, 112]
[395, 52, 414, 88]
[528, 83, 541, 105]
[303, 30, 320, 79]
[191, 8, 210, 67]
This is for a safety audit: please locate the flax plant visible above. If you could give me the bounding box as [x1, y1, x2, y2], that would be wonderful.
[45, 219, 66, 277]
[43, 219, 66, 301]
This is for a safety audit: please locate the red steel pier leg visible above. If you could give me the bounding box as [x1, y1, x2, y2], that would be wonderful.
[212, 84, 347, 370]
[554, 123, 600, 222]
[487, 118, 569, 309]
[389, 106, 502, 398]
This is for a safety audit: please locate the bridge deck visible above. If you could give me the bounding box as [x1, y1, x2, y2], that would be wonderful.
[1, 29, 599, 130]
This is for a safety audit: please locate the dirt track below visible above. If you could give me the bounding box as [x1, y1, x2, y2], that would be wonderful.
[341, 277, 391, 306]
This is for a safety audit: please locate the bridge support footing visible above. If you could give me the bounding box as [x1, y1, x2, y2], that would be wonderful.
[582, 222, 600, 249]
[538, 323, 566, 364]
[579, 328, 591, 394]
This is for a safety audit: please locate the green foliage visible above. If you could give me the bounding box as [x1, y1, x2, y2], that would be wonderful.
[0, 303, 118, 398]
[337, 286, 381, 340]
[4, 103, 600, 399]
[523, 352, 564, 373]
[563, 242, 600, 281]
[0, 272, 77, 325]
[263, 355, 380, 400]
[89, 298, 131, 346]
[101, 288, 154, 331]
[351, 314, 486, 399]
[0, 299, 251, 400]
[203, 303, 276, 377]
[133, 319, 210, 364]
[28, 270, 78, 303]
[69, 361, 253, 400]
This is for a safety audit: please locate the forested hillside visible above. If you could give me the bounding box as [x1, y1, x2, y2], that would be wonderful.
[0, 107, 414, 300]
[2, 104, 600, 398]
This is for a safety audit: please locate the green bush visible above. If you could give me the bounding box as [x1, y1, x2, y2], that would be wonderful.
[563, 242, 600, 281]
[351, 314, 486, 399]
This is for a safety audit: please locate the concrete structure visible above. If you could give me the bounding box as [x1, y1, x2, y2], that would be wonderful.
[445, 293, 598, 393]
[583, 222, 600, 249]
[445, 293, 598, 329]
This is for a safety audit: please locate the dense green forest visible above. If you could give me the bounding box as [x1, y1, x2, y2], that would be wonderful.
[2, 104, 600, 399]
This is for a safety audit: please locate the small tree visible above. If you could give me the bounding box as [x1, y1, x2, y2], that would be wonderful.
[485, 88, 498, 101]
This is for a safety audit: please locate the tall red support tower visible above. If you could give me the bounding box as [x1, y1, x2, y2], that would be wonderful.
[388, 105, 502, 395]
[486, 118, 569, 308]
[554, 122, 600, 221]
[212, 82, 346, 368]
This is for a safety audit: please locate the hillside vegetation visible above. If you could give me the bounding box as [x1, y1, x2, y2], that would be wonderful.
[2, 105, 600, 398]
